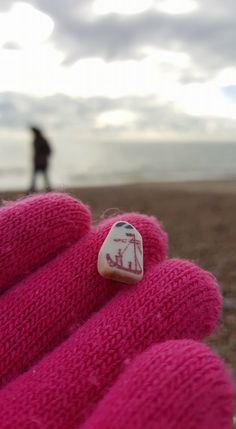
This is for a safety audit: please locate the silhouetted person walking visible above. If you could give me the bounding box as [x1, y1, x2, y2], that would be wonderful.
[29, 127, 52, 192]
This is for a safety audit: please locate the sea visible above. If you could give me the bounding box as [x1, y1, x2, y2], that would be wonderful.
[1, 141, 236, 191]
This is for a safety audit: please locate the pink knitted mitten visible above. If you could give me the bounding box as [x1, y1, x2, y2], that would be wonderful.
[0, 193, 233, 429]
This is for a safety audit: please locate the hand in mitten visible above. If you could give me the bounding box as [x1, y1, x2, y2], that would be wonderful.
[0, 193, 233, 429]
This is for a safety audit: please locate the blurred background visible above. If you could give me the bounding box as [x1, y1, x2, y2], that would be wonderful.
[0, 0, 236, 384]
[1, 0, 236, 189]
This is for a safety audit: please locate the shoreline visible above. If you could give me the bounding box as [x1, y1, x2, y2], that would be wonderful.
[2, 177, 236, 199]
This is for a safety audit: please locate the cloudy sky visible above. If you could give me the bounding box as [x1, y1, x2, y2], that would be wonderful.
[1, 0, 236, 145]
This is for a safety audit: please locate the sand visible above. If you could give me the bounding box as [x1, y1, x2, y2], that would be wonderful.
[1, 180, 236, 376]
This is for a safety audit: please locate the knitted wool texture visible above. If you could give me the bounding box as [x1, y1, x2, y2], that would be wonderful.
[81, 340, 233, 429]
[0, 193, 233, 429]
[0, 193, 91, 292]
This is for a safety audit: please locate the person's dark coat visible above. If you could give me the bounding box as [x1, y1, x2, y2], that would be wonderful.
[31, 128, 51, 171]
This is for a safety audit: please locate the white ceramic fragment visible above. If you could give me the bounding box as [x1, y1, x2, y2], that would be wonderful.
[97, 221, 143, 284]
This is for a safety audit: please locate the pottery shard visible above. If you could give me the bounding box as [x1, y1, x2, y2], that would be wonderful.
[97, 221, 143, 284]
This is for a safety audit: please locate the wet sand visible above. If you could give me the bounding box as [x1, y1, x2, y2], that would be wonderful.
[1, 180, 236, 376]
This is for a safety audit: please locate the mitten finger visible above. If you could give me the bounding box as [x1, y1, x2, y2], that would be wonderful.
[0, 259, 221, 429]
[0, 213, 167, 387]
[0, 193, 91, 292]
[81, 340, 233, 429]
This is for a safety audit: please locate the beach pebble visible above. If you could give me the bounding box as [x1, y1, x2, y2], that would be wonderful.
[97, 221, 143, 284]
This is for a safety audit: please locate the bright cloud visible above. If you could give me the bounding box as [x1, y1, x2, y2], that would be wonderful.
[92, 0, 153, 15]
[0, 45, 64, 95]
[172, 67, 236, 119]
[177, 83, 236, 119]
[96, 110, 137, 127]
[156, 0, 198, 15]
[0, 2, 62, 95]
[0, 2, 54, 48]
[0, 47, 191, 97]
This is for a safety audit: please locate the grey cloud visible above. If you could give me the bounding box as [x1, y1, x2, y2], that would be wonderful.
[10, 0, 236, 76]
[0, 1, 13, 10]
[1, 2, 236, 146]
[3, 41, 21, 50]
[1, 92, 236, 142]
[1, 1, 236, 78]
[61, 10, 236, 73]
